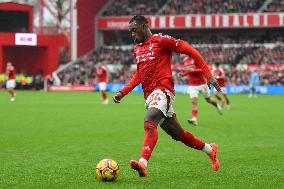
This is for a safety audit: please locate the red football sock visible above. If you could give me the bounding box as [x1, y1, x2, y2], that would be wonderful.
[141, 120, 158, 161]
[192, 109, 198, 118]
[177, 130, 205, 150]
[102, 91, 107, 100]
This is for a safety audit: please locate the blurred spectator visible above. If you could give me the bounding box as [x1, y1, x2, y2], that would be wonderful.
[33, 74, 44, 90]
[162, 0, 263, 14]
[264, 0, 284, 12]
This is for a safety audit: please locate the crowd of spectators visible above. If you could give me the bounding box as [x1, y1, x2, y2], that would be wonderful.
[101, 0, 267, 16]
[171, 44, 284, 66]
[102, 0, 166, 16]
[105, 30, 284, 46]
[57, 42, 284, 86]
[264, 0, 284, 12]
[101, 0, 281, 16]
[57, 47, 134, 85]
[162, 0, 263, 15]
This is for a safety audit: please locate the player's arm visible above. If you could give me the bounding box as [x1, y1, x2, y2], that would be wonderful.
[176, 42, 221, 92]
[191, 68, 203, 73]
[159, 35, 220, 91]
[113, 71, 140, 103]
[179, 70, 190, 77]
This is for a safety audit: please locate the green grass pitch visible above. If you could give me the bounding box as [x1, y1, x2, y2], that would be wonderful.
[0, 91, 284, 188]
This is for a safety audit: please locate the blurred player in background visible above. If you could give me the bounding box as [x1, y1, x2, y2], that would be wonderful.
[212, 63, 231, 109]
[249, 69, 260, 98]
[6, 62, 16, 101]
[113, 15, 220, 177]
[95, 63, 109, 104]
[179, 57, 222, 126]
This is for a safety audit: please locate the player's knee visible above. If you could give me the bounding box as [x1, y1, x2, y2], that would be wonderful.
[144, 111, 163, 124]
[144, 120, 157, 136]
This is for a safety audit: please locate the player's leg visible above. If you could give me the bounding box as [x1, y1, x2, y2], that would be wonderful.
[101, 90, 108, 104]
[130, 107, 164, 177]
[252, 86, 257, 97]
[188, 86, 199, 126]
[202, 85, 222, 115]
[99, 82, 108, 104]
[141, 107, 164, 160]
[220, 87, 230, 109]
[8, 89, 16, 101]
[160, 115, 220, 172]
[223, 94, 231, 109]
[249, 85, 253, 97]
[188, 97, 198, 126]
[205, 96, 222, 115]
[130, 90, 168, 177]
[214, 91, 225, 108]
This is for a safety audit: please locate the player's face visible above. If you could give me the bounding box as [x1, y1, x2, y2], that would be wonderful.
[129, 21, 146, 44]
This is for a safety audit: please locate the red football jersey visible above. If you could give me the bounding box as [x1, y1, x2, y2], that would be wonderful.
[133, 34, 183, 98]
[212, 67, 226, 87]
[120, 33, 211, 99]
[6, 66, 15, 80]
[181, 57, 207, 86]
[96, 66, 108, 83]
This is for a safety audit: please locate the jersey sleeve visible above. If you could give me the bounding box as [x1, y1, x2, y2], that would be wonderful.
[120, 71, 140, 96]
[176, 42, 212, 78]
[159, 34, 183, 53]
[180, 70, 190, 77]
[193, 68, 203, 73]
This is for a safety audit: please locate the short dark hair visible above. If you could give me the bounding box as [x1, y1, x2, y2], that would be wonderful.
[129, 15, 148, 25]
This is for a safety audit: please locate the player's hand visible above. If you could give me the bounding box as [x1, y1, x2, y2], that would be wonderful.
[113, 92, 123, 103]
[207, 77, 222, 92]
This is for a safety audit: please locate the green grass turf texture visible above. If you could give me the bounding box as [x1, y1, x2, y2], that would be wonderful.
[0, 91, 283, 189]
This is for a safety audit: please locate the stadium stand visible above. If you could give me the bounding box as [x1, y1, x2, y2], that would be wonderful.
[102, 0, 167, 16]
[57, 42, 284, 86]
[52, 0, 284, 89]
[161, 0, 263, 14]
[263, 0, 284, 12]
[101, 0, 267, 16]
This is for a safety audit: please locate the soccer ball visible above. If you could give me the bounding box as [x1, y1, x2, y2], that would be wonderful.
[96, 159, 120, 182]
